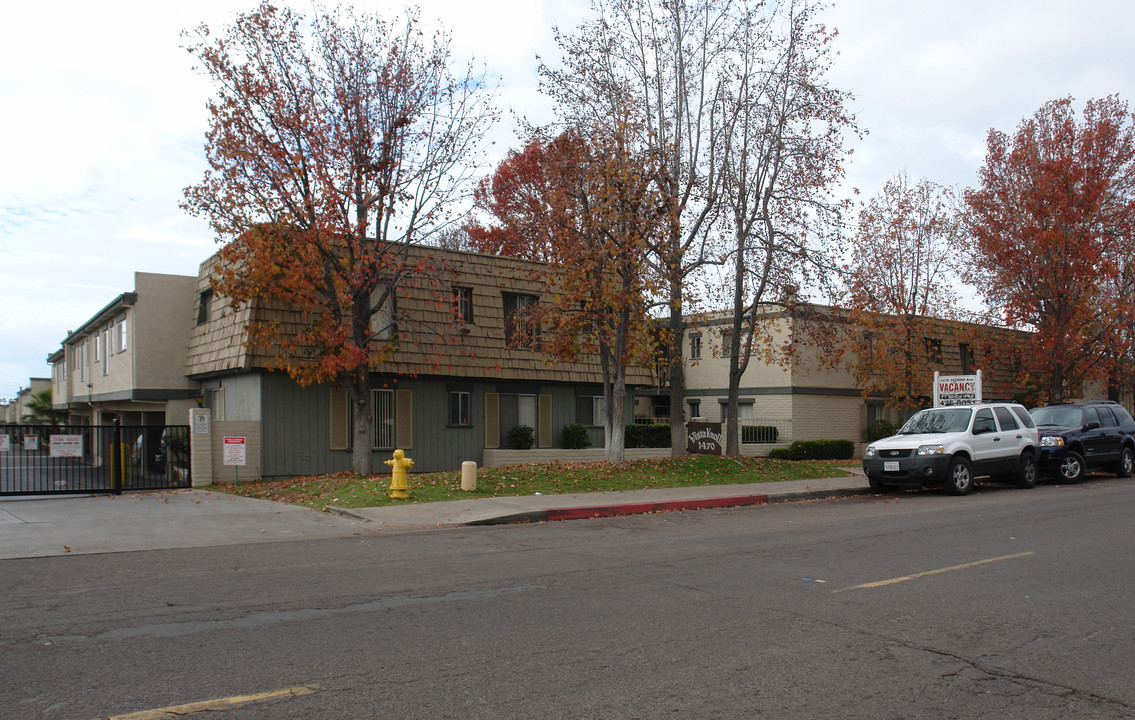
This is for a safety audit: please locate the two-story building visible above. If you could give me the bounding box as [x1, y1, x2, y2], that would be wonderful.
[186, 246, 654, 482]
[636, 306, 1045, 453]
[49, 272, 200, 428]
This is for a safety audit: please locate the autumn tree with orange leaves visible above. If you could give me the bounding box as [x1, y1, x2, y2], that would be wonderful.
[839, 174, 966, 411]
[964, 96, 1135, 404]
[182, 3, 496, 473]
[469, 119, 668, 462]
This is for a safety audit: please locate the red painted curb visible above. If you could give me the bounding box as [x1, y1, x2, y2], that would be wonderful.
[544, 494, 770, 521]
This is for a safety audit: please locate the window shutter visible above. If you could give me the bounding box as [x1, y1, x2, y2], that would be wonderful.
[484, 392, 500, 449]
[395, 389, 413, 449]
[538, 394, 552, 448]
[329, 386, 349, 450]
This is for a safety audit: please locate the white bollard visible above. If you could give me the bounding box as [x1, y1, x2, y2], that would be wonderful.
[461, 460, 478, 491]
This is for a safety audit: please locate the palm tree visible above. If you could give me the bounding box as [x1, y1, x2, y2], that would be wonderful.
[22, 389, 68, 426]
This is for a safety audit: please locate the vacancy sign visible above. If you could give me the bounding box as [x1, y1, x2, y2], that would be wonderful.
[934, 370, 982, 407]
[223, 436, 247, 466]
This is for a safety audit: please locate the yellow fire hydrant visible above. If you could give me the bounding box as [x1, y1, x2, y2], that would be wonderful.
[385, 449, 414, 499]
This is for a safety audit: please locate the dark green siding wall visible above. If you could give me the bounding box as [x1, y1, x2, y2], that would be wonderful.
[258, 372, 634, 478]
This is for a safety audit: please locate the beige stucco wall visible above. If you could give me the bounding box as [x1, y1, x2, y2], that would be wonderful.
[131, 272, 198, 391]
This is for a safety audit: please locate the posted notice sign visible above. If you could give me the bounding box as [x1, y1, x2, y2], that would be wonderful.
[934, 371, 982, 407]
[50, 435, 83, 458]
[223, 436, 247, 466]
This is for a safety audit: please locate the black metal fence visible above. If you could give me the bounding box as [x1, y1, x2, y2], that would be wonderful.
[0, 424, 191, 496]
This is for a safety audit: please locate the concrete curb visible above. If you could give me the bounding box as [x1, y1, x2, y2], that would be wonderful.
[462, 487, 873, 526]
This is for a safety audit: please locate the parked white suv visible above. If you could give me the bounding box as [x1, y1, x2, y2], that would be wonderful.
[863, 403, 1040, 495]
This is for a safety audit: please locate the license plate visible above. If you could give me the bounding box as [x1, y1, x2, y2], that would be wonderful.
[884, 461, 899, 472]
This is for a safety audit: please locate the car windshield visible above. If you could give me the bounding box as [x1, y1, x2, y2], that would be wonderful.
[899, 408, 973, 434]
[1030, 406, 1083, 428]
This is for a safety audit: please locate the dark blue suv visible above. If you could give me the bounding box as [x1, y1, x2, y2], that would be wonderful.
[1029, 401, 1135, 483]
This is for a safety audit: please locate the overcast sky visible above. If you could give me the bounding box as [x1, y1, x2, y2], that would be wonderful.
[2, 0, 1133, 400]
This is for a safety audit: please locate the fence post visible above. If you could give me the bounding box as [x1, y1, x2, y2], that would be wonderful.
[112, 419, 122, 495]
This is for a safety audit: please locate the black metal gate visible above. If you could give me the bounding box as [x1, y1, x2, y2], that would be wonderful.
[0, 424, 191, 496]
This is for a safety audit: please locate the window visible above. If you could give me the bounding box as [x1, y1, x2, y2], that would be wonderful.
[924, 337, 942, 363]
[959, 343, 975, 374]
[93, 332, 101, 362]
[453, 286, 474, 324]
[374, 388, 395, 449]
[503, 292, 539, 349]
[197, 289, 213, 326]
[993, 406, 1018, 431]
[117, 316, 127, 352]
[739, 403, 754, 425]
[370, 283, 395, 340]
[449, 391, 471, 426]
[689, 333, 702, 360]
[1096, 406, 1119, 428]
[102, 327, 109, 375]
[205, 388, 225, 421]
[973, 408, 995, 433]
[689, 400, 701, 419]
[720, 328, 733, 358]
[577, 395, 605, 426]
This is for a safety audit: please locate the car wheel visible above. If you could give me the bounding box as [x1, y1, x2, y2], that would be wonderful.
[944, 456, 973, 495]
[868, 474, 890, 493]
[1057, 451, 1085, 484]
[1016, 452, 1038, 489]
[1114, 446, 1134, 478]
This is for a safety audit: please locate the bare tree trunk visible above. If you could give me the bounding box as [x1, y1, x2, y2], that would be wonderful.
[347, 374, 373, 474]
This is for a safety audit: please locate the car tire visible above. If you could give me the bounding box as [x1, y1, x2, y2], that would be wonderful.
[1057, 451, 1085, 484]
[944, 456, 974, 495]
[1016, 452, 1038, 489]
[1113, 446, 1134, 478]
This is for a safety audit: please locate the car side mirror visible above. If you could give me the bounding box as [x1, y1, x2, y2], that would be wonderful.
[973, 423, 994, 435]
[1085, 421, 1100, 431]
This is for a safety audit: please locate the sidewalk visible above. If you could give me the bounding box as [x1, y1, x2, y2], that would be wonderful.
[0, 470, 868, 560]
[329, 472, 869, 530]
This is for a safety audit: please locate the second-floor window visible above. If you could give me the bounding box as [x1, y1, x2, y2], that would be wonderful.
[117, 316, 127, 352]
[959, 343, 975, 374]
[924, 337, 942, 363]
[503, 292, 539, 349]
[689, 333, 702, 360]
[197, 289, 213, 326]
[453, 286, 474, 325]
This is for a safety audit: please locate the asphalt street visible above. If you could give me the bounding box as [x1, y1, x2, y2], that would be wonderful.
[2, 477, 1133, 719]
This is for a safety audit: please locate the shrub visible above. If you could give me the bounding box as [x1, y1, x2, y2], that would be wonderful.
[507, 425, 534, 450]
[865, 419, 898, 442]
[625, 423, 670, 448]
[741, 425, 779, 444]
[561, 423, 591, 449]
[769, 439, 855, 461]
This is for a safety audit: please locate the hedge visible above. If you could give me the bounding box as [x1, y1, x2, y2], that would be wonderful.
[768, 439, 855, 461]
[625, 423, 671, 448]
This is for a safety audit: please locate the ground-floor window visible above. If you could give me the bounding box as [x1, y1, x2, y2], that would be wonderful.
[449, 390, 471, 427]
[374, 388, 394, 449]
[577, 395, 605, 426]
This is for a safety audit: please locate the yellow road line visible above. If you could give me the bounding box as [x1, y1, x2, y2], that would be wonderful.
[106, 685, 319, 719]
[835, 552, 1034, 593]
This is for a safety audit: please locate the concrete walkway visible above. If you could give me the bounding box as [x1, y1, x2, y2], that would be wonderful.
[0, 469, 869, 560]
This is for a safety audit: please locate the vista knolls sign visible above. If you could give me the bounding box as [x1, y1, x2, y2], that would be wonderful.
[687, 422, 723, 455]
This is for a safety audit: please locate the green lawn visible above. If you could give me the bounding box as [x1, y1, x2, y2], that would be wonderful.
[208, 455, 860, 511]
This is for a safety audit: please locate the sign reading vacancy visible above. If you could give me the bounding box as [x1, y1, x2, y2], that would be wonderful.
[223, 436, 247, 466]
[49, 435, 83, 458]
[934, 370, 982, 407]
[687, 422, 723, 455]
